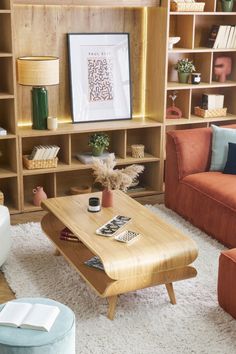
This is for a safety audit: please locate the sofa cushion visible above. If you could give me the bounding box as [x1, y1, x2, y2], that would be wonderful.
[210, 124, 236, 171]
[182, 171, 236, 212]
[223, 142, 236, 175]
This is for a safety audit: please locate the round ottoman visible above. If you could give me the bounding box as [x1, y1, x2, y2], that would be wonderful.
[218, 249, 236, 319]
[0, 205, 11, 266]
[0, 298, 75, 354]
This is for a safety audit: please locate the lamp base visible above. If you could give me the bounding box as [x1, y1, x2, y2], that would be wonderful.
[32, 87, 48, 130]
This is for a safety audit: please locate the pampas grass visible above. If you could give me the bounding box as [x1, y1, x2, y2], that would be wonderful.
[92, 153, 144, 191]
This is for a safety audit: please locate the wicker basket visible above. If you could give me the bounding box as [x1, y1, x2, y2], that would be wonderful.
[170, 1, 205, 12]
[0, 191, 4, 205]
[194, 106, 227, 118]
[131, 144, 145, 158]
[23, 155, 58, 170]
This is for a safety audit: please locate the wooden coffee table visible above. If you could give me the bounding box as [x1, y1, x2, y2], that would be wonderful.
[41, 190, 198, 319]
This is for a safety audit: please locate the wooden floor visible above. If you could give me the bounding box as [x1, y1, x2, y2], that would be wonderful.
[0, 193, 164, 304]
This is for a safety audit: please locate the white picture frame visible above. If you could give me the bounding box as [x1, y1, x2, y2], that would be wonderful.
[68, 33, 132, 123]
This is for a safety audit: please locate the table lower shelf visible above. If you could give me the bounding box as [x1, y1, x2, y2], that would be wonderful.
[41, 213, 197, 298]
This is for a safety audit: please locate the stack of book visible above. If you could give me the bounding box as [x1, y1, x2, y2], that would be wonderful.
[28, 145, 60, 160]
[0, 127, 7, 136]
[60, 227, 80, 242]
[208, 25, 236, 49]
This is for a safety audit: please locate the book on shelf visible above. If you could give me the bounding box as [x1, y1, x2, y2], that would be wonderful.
[28, 145, 60, 161]
[209, 24, 236, 49]
[76, 152, 112, 164]
[201, 94, 224, 110]
[0, 301, 60, 332]
[0, 127, 7, 136]
[84, 256, 104, 271]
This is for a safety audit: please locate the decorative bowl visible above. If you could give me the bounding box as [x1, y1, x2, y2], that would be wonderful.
[168, 37, 181, 49]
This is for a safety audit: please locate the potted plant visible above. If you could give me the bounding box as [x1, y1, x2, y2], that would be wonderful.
[92, 153, 144, 207]
[89, 132, 110, 156]
[221, 0, 234, 12]
[174, 58, 196, 84]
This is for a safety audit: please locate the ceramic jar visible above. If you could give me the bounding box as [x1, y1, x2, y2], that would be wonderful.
[33, 186, 47, 207]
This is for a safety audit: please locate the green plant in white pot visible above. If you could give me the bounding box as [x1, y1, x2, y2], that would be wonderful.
[174, 58, 196, 84]
[89, 132, 110, 156]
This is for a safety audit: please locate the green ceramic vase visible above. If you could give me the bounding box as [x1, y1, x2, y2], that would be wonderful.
[222, 0, 234, 12]
[31, 87, 48, 130]
[92, 146, 105, 156]
[178, 72, 190, 84]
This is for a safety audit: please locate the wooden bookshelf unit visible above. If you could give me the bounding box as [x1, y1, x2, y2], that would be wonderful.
[166, 0, 236, 132]
[1, 0, 236, 213]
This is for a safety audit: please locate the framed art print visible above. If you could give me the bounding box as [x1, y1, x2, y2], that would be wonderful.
[68, 33, 132, 123]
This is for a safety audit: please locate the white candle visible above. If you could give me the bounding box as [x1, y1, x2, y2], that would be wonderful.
[47, 117, 58, 130]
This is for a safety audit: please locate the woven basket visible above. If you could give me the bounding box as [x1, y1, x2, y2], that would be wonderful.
[170, 1, 205, 12]
[131, 144, 145, 158]
[194, 106, 227, 118]
[23, 155, 58, 170]
[0, 191, 4, 205]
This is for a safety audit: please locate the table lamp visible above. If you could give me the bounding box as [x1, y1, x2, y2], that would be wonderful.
[17, 56, 59, 130]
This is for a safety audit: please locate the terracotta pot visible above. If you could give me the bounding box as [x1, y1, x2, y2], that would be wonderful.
[33, 186, 47, 207]
[102, 189, 113, 208]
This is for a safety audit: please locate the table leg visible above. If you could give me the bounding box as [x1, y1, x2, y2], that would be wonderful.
[107, 296, 118, 320]
[165, 283, 176, 304]
[54, 248, 61, 256]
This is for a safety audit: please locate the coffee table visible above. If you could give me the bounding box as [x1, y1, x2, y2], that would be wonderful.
[41, 190, 198, 319]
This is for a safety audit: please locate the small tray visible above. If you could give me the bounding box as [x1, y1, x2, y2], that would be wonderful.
[23, 155, 58, 170]
[194, 106, 227, 118]
[170, 1, 205, 12]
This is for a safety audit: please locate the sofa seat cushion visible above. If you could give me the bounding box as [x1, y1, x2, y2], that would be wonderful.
[182, 171, 236, 212]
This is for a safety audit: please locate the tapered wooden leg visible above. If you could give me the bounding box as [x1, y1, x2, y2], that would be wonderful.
[54, 248, 61, 256]
[165, 283, 176, 305]
[107, 296, 118, 320]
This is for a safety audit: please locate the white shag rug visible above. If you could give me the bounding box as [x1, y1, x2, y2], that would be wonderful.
[2, 205, 236, 354]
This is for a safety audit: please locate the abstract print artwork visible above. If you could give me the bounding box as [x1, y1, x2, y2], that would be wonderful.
[68, 33, 132, 123]
[88, 55, 114, 102]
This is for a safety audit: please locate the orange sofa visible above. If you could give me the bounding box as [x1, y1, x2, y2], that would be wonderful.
[165, 125, 236, 248]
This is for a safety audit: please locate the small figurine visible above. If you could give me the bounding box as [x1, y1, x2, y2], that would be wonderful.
[166, 91, 182, 119]
[214, 56, 232, 83]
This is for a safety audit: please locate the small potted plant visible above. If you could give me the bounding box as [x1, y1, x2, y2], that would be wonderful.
[89, 132, 110, 156]
[174, 58, 196, 84]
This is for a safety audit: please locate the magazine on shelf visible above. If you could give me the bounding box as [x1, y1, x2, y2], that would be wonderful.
[0, 302, 60, 332]
[84, 256, 104, 271]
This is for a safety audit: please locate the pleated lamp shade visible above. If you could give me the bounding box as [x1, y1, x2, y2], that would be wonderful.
[17, 56, 59, 86]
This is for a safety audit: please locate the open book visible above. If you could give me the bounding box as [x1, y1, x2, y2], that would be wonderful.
[0, 302, 60, 332]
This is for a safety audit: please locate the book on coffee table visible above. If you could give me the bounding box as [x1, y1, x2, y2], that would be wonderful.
[0, 302, 60, 332]
[84, 256, 104, 271]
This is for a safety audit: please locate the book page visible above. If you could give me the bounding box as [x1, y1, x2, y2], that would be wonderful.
[0, 302, 32, 328]
[21, 304, 60, 332]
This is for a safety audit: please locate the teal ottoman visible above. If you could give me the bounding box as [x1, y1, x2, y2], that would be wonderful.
[0, 298, 75, 354]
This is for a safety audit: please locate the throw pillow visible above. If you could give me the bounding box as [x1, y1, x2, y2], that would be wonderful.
[210, 125, 236, 171]
[223, 142, 236, 174]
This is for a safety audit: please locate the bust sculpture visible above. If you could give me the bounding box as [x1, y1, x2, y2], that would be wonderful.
[214, 56, 232, 83]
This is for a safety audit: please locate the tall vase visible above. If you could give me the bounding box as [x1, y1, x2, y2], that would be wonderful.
[102, 189, 113, 208]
